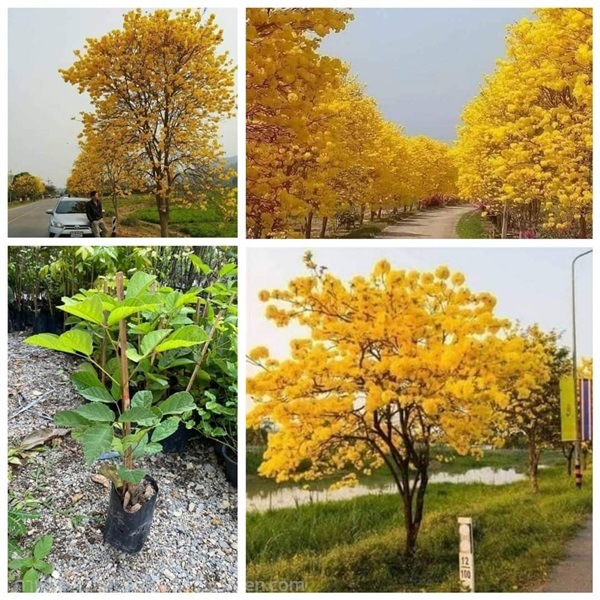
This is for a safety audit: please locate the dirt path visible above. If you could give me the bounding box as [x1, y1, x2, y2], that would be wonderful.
[377, 205, 477, 239]
[533, 517, 592, 592]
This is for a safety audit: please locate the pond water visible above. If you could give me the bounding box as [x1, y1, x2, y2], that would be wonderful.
[247, 467, 527, 513]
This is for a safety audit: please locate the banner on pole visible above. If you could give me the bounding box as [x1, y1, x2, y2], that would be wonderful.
[579, 378, 593, 441]
[560, 376, 577, 442]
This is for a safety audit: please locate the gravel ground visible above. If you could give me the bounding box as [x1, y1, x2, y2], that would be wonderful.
[8, 332, 84, 444]
[8, 332, 238, 593]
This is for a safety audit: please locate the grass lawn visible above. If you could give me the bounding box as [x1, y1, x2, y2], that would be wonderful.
[456, 210, 488, 238]
[104, 193, 237, 237]
[247, 459, 592, 592]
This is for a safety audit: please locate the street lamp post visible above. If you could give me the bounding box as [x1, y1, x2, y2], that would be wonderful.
[571, 249, 592, 489]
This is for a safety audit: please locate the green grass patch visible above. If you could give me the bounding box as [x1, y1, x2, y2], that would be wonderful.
[456, 210, 487, 239]
[247, 463, 592, 592]
[118, 193, 236, 237]
[339, 222, 387, 239]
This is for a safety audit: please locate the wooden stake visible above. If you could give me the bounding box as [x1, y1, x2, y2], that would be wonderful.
[116, 273, 133, 479]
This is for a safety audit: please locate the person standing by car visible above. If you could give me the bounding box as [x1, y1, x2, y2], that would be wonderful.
[86, 190, 108, 237]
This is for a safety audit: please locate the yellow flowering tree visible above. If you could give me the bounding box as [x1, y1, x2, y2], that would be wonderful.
[246, 8, 352, 238]
[247, 253, 528, 555]
[502, 326, 570, 492]
[454, 8, 592, 238]
[60, 9, 236, 237]
[9, 173, 45, 201]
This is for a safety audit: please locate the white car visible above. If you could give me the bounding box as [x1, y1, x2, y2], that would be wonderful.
[46, 197, 93, 237]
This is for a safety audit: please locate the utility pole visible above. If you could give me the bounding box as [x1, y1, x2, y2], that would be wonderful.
[571, 249, 592, 489]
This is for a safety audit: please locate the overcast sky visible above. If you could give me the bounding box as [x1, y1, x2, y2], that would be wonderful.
[320, 7, 533, 142]
[247, 248, 594, 367]
[8, 8, 237, 188]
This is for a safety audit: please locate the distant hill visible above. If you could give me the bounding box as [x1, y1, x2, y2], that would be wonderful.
[224, 156, 238, 172]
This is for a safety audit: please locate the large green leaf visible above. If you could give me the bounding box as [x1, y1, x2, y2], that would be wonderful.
[75, 403, 115, 422]
[131, 390, 153, 410]
[24, 333, 73, 354]
[119, 407, 159, 427]
[145, 442, 163, 455]
[189, 254, 211, 274]
[117, 466, 146, 484]
[206, 400, 237, 417]
[25, 330, 94, 356]
[22, 568, 39, 593]
[59, 330, 93, 356]
[155, 325, 208, 352]
[140, 329, 173, 356]
[58, 295, 104, 325]
[151, 417, 180, 442]
[157, 391, 196, 416]
[54, 410, 92, 428]
[78, 386, 115, 404]
[32, 535, 53, 560]
[176, 291, 201, 308]
[33, 561, 53, 575]
[107, 299, 155, 326]
[126, 271, 157, 300]
[164, 291, 181, 312]
[219, 263, 237, 277]
[82, 424, 113, 464]
[71, 369, 103, 392]
[126, 348, 143, 363]
[8, 558, 34, 570]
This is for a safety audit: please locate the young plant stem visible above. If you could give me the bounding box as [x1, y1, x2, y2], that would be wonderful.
[116, 273, 134, 492]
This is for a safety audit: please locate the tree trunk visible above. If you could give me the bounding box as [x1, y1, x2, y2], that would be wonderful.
[562, 443, 574, 476]
[401, 464, 428, 557]
[370, 210, 376, 221]
[528, 444, 540, 493]
[155, 190, 169, 237]
[579, 211, 587, 238]
[378, 207, 382, 219]
[304, 212, 313, 239]
[501, 201, 509, 239]
[319, 216, 328, 239]
[359, 206, 365, 226]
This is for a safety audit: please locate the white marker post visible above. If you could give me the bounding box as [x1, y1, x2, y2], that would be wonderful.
[458, 517, 475, 592]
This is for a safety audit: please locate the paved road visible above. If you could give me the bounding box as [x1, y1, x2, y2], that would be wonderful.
[377, 205, 477, 239]
[534, 517, 592, 593]
[8, 197, 57, 238]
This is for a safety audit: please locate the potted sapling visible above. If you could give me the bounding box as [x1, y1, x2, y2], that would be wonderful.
[25, 271, 207, 553]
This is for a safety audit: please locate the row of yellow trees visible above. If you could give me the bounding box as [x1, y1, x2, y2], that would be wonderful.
[63, 9, 236, 236]
[247, 254, 592, 555]
[247, 8, 592, 239]
[247, 8, 457, 239]
[454, 8, 592, 238]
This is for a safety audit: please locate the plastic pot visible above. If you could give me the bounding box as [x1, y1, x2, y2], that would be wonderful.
[213, 440, 226, 461]
[160, 421, 192, 453]
[103, 475, 159, 554]
[222, 445, 238, 488]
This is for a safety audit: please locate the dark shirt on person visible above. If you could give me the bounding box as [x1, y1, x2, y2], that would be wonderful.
[86, 199, 103, 222]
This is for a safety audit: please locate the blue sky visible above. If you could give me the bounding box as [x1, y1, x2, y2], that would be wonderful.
[247, 247, 593, 360]
[320, 8, 533, 141]
[8, 8, 237, 188]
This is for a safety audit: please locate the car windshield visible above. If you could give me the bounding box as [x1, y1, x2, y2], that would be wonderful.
[54, 200, 88, 214]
